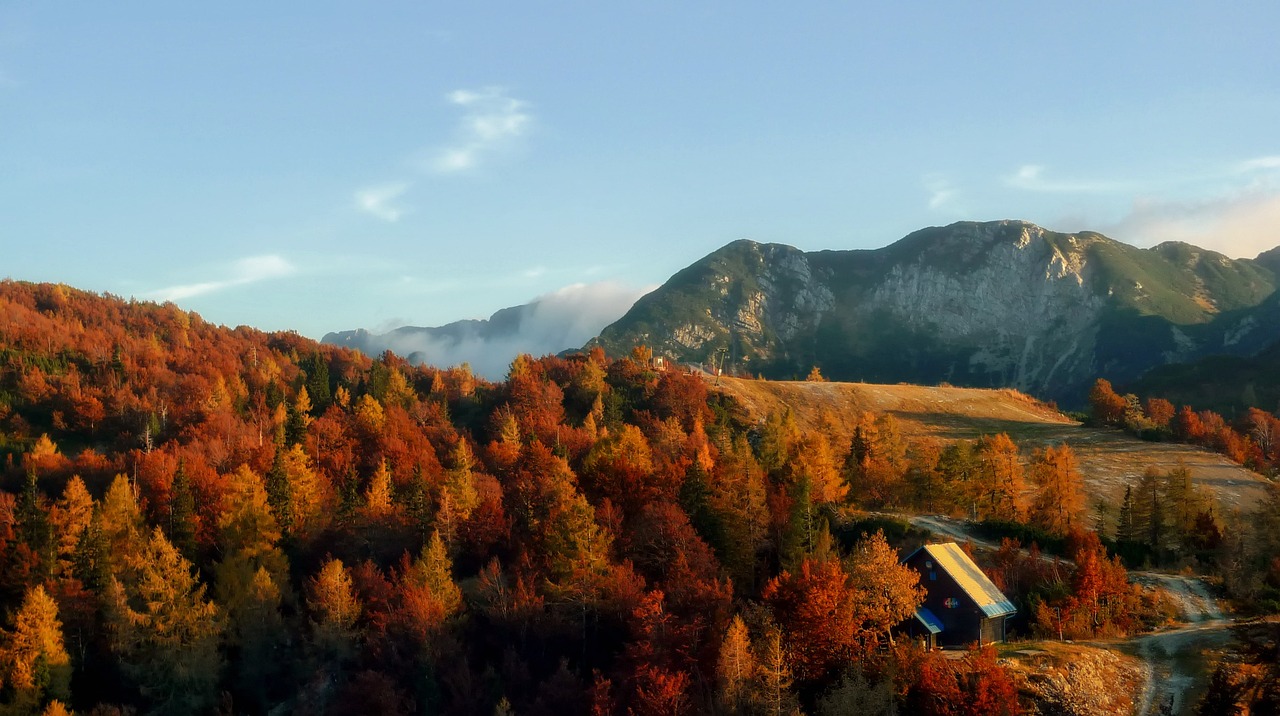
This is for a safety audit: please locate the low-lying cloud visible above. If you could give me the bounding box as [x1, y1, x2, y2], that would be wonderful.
[364, 281, 652, 379]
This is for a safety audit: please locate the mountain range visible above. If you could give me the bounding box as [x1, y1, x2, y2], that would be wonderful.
[327, 220, 1280, 408]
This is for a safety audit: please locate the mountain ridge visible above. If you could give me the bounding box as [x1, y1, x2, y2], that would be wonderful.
[588, 220, 1279, 405]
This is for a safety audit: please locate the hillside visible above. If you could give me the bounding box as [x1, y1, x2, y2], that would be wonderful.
[590, 220, 1279, 406]
[3, 280, 1278, 713]
[1129, 336, 1280, 417]
[9, 280, 1082, 714]
[711, 376, 1272, 512]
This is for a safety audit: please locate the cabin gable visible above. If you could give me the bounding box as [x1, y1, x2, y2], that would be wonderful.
[899, 542, 1016, 647]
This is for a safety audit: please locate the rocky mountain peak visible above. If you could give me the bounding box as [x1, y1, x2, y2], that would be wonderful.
[591, 220, 1279, 405]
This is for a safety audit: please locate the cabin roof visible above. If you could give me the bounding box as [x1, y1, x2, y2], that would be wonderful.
[913, 607, 944, 634]
[908, 542, 1016, 618]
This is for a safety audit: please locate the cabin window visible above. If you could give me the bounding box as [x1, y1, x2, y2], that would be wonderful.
[929, 571, 936, 581]
[925, 560, 933, 569]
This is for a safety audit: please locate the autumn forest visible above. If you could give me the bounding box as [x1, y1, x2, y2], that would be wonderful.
[1, 281, 1279, 715]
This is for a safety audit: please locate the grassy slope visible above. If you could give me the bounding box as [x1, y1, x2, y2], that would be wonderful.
[711, 376, 1271, 514]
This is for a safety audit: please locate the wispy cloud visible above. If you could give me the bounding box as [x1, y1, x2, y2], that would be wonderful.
[355, 182, 409, 222]
[1104, 187, 1280, 259]
[923, 173, 958, 211]
[147, 255, 296, 302]
[1046, 155, 1280, 257]
[430, 87, 532, 173]
[1236, 155, 1280, 173]
[1006, 164, 1133, 194]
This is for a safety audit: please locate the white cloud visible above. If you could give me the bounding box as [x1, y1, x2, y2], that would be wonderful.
[434, 149, 474, 173]
[430, 87, 532, 173]
[1077, 156, 1280, 257]
[1103, 187, 1280, 258]
[355, 182, 409, 222]
[369, 281, 654, 379]
[923, 173, 957, 210]
[1006, 164, 1132, 193]
[1236, 155, 1280, 173]
[148, 254, 296, 302]
[1019, 155, 1280, 257]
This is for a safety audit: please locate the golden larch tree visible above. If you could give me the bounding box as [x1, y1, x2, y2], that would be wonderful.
[396, 530, 464, 655]
[281, 444, 329, 538]
[793, 430, 847, 505]
[844, 530, 925, 646]
[1028, 444, 1086, 534]
[755, 625, 799, 716]
[306, 557, 362, 665]
[2, 584, 72, 705]
[444, 440, 480, 520]
[717, 614, 756, 714]
[103, 527, 222, 715]
[975, 434, 1026, 521]
[49, 475, 93, 578]
[362, 459, 394, 517]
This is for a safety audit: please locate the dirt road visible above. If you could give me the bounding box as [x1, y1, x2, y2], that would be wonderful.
[1130, 616, 1232, 716]
[1128, 573, 1229, 716]
[908, 514, 1003, 551]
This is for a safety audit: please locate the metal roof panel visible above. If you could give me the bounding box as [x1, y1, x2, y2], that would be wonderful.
[923, 543, 1017, 618]
[914, 607, 944, 634]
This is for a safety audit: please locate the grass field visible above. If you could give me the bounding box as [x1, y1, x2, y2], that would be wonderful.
[711, 376, 1272, 514]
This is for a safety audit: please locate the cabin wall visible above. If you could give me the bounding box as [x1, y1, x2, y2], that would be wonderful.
[979, 616, 1004, 645]
[904, 549, 1009, 647]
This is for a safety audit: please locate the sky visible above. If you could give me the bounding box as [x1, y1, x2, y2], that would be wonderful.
[4, 2, 1280, 353]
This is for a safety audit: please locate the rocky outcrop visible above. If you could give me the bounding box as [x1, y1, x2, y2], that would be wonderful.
[864, 223, 1106, 395]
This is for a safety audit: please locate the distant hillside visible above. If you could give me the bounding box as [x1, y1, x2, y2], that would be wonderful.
[1124, 247, 1280, 415]
[710, 375, 1271, 513]
[1129, 337, 1280, 416]
[589, 220, 1279, 405]
[0, 280, 371, 463]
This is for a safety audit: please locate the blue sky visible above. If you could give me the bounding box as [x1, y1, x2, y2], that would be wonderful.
[4, 2, 1279, 344]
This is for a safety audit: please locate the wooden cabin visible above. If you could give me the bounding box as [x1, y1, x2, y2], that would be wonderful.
[898, 542, 1016, 648]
